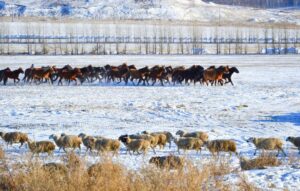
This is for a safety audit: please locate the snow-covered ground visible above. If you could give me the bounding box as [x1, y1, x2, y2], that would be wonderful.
[0, 55, 300, 190]
[1, 0, 300, 25]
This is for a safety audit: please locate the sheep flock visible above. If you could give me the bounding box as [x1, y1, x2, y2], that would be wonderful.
[0, 130, 299, 170]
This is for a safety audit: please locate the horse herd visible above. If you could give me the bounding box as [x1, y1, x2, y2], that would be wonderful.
[0, 63, 239, 86]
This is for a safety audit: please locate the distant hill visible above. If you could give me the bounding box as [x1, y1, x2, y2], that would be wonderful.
[202, 0, 300, 8]
[0, 0, 300, 25]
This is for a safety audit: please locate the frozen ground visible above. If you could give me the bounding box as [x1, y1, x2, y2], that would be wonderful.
[0, 55, 300, 190]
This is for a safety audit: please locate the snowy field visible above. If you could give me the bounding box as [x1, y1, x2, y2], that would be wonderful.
[0, 55, 300, 190]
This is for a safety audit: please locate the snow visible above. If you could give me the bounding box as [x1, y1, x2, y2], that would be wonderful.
[0, 55, 300, 190]
[1, 0, 300, 24]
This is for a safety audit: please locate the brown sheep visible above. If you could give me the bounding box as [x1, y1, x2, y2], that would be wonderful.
[121, 137, 151, 155]
[50, 134, 82, 152]
[78, 133, 97, 153]
[142, 131, 174, 149]
[95, 138, 120, 155]
[119, 134, 157, 154]
[174, 137, 203, 154]
[247, 137, 286, 157]
[286, 137, 300, 154]
[239, 156, 281, 171]
[176, 130, 209, 142]
[0, 131, 29, 148]
[205, 139, 237, 156]
[149, 155, 184, 170]
[27, 140, 55, 156]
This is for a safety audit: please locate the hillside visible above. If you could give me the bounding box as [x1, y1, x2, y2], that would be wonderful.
[202, 0, 300, 8]
[1, 0, 300, 25]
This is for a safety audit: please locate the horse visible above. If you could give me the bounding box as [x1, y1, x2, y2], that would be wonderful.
[31, 66, 55, 84]
[222, 67, 239, 86]
[203, 66, 229, 86]
[3, 68, 24, 85]
[0, 67, 10, 83]
[57, 68, 82, 85]
[148, 65, 165, 86]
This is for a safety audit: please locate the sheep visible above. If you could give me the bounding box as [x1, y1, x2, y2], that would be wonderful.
[286, 137, 300, 154]
[176, 130, 209, 142]
[119, 134, 157, 153]
[142, 131, 172, 149]
[149, 155, 184, 170]
[95, 138, 120, 155]
[49, 134, 64, 151]
[49, 134, 82, 152]
[27, 140, 55, 156]
[173, 137, 204, 154]
[78, 133, 97, 153]
[205, 139, 238, 156]
[0, 131, 29, 148]
[247, 137, 286, 157]
[239, 156, 281, 171]
[119, 136, 150, 155]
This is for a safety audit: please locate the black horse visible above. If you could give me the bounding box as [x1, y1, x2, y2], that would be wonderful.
[222, 67, 239, 86]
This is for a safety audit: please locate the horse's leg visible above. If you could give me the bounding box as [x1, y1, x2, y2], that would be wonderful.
[152, 79, 156, 86]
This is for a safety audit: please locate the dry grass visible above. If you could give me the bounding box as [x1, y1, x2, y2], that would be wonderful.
[0, 152, 259, 191]
[240, 154, 281, 171]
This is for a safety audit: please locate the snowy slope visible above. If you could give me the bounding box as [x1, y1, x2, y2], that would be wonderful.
[0, 55, 300, 190]
[1, 0, 300, 24]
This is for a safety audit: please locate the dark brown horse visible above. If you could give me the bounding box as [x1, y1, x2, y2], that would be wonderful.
[3, 68, 24, 85]
[58, 68, 82, 85]
[0, 67, 10, 83]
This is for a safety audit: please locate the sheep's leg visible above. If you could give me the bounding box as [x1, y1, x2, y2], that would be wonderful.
[63, 147, 67, 153]
[19, 142, 23, 148]
[169, 142, 172, 149]
[177, 148, 180, 154]
[152, 147, 156, 154]
[278, 148, 286, 157]
[254, 149, 257, 156]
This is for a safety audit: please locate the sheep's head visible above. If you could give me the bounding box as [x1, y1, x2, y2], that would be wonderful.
[49, 134, 58, 140]
[175, 130, 184, 136]
[149, 157, 160, 165]
[246, 137, 255, 143]
[78, 133, 87, 139]
[61, 133, 66, 137]
[141, 131, 149, 135]
[286, 137, 294, 142]
[0, 132, 4, 138]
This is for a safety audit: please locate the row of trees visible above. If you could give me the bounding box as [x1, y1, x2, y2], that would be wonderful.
[0, 21, 299, 55]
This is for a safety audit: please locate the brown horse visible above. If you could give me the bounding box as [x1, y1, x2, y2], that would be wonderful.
[3, 68, 24, 85]
[58, 68, 82, 85]
[31, 66, 55, 84]
[203, 66, 229, 86]
[148, 65, 165, 86]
